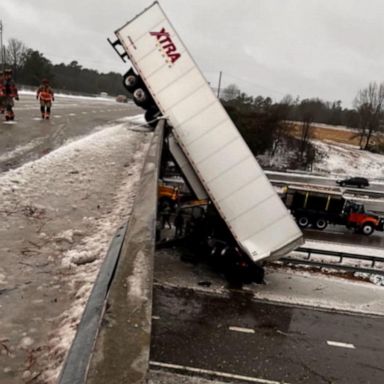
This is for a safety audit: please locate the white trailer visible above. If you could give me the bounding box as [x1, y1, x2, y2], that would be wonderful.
[110, 2, 303, 263]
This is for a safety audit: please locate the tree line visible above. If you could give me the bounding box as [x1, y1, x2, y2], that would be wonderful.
[221, 82, 384, 169]
[3, 38, 126, 96]
[3, 38, 384, 163]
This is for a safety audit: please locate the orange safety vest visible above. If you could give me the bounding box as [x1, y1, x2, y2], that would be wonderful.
[37, 85, 54, 101]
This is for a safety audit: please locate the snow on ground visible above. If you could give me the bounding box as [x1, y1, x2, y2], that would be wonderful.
[304, 238, 384, 258]
[19, 89, 118, 103]
[2, 109, 384, 382]
[0, 115, 151, 383]
[259, 133, 384, 182]
[312, 140, 384, 179]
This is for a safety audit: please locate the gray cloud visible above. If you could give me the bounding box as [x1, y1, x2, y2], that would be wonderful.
[2, 0, 384, 107]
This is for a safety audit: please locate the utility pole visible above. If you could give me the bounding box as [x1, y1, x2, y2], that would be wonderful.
[217, 70, 222, 99]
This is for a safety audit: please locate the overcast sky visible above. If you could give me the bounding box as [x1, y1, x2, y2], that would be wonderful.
[2, 0, 384, 107]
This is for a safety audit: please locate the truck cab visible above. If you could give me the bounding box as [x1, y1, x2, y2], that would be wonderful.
[345, 202, 384, 235]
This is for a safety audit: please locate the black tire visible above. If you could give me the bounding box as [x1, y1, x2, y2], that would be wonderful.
[145, 108, 161, 127]
[133, 88, 148, 106]
[297, 216, 310, 228]
[315, 218, 328, 230]
[361, 223, 374, 236]
[124, 74, 138, 92]
[123, 68, 139, 92]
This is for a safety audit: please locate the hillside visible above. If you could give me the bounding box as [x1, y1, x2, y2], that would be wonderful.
[258, 124, 384, 181]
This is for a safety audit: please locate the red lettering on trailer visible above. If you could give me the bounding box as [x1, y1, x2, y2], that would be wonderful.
[150, 28, 181, 63]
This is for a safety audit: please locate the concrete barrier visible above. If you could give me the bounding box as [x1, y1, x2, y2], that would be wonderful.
[58, 120, 164, 384]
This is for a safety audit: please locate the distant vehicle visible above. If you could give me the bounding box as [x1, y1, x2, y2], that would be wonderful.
[336, 177, 369, 188]
[100, 92, 108, 97]
[116, 94, 128, 103]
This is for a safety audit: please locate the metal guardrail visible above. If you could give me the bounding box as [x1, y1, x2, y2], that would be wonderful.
[58, 223, 128, 384]
[85, 120, 164, 384]
[58, 120, 164, 384]
[280, 247, 384, 276]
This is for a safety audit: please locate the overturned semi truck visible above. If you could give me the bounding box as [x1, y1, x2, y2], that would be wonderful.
[109, 2, 303, 280]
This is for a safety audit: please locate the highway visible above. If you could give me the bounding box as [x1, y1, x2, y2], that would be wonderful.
[0, 93, 141, 172]
[266, 171, 384, 193]
[2, 94, 384, 384]
[150, 284, 384, 384]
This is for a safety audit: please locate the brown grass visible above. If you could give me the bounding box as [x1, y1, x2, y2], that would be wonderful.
[289, 122, 362, 145]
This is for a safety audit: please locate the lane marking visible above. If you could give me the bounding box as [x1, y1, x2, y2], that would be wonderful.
[152, 316, 160, 320]
[229, 326, 255, 334]
[69, 113, 76, 116]
[327, 340, 355, 349]
[150, 361, 290, 384]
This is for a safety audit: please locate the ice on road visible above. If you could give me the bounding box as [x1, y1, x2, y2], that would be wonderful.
[0, 116, 151, 383]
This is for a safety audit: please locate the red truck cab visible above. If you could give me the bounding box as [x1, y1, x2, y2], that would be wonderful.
[346, 203, 384, 235]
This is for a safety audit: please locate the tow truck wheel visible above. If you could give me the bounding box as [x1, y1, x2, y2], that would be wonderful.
[315, 218, 327, 230]
[297, 216, 309, 228]
[361, 223, 374, 235]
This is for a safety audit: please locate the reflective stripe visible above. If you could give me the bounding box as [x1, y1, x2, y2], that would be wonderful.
[37, 86, 54, 101]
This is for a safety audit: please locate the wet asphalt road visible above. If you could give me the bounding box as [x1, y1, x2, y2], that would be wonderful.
[150, 285, 384, 384]
[267, 172, 384, 194]
[304, 226, 384, 249]
[0, 93, 141, 172]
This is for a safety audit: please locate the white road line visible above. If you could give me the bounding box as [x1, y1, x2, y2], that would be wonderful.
[152, 316, 160, 320]
[150, 361, 290, 384]
[327, 340, 356, 349]
[82, 112, 88, 114]
[229, 326, 255, 334]
[69, 113, 76, 116]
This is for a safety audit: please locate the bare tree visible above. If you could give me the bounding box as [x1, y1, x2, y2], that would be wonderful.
[354, 82, 384, 150]
[221, 83, 240, 101]
[270, 95, 295, 157]
[297, 99, 317, 161]
[5, 38, 27, 78]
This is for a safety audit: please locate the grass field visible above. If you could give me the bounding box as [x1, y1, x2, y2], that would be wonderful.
[290, 122, 363, 146]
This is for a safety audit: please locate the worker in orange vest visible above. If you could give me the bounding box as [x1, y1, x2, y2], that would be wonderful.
[36, 79, 55, 119]
[2, 69, 19, 121]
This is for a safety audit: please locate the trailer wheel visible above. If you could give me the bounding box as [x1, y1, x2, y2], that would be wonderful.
[123, 73, 139, 92]
[315, 218, 327, 230]
[361, 223, 374, 236]
[133, 88, 148, 105]
[297, 216, 309, 228]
